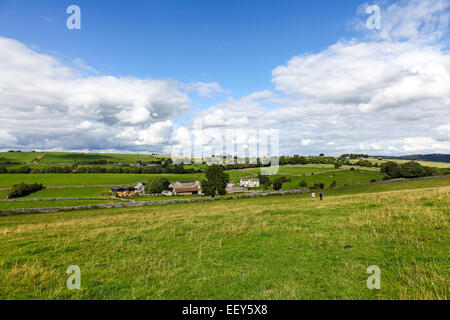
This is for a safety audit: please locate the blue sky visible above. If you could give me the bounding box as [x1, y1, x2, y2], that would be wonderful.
[0, 0, 449, 156]
[0, 0, 362, 100]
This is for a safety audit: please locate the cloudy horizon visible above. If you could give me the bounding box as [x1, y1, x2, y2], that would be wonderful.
[0, 0, 449, 156]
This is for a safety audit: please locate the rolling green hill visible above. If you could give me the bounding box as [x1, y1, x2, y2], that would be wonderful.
[0, 177, 448, 299]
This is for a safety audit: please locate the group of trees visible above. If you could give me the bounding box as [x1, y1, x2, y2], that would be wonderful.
[145, 177, 170, 194]
[381, 161, 442, 179]
[257, 174, 291, 190]
[201, 165, 230, 198]
[8, 182, 44, 199]
[340, 154, 370, 159]
[278, 155, 337, 166]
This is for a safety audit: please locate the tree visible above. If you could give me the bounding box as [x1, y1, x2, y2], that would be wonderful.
[201, 164, 229, 198]
[399, 161, 426, 178]
[258, 174, 271, 190]
[273, 178, 283, 190]
[145, 177, 170, 194]
[8, 182, 44, 199]
[380, 161, 401, 178]
[257, 174, 270, 186]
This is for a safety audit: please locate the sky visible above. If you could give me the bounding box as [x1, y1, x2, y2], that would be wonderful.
[0, 0, 449, 156]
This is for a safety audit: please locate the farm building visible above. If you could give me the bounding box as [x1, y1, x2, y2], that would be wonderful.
[111, 186, 136, 197]
[226, 182, 235, 194]
[169, 181, 202, 195]
[134, 182, 146, 194]
[239, 179, 260, 188]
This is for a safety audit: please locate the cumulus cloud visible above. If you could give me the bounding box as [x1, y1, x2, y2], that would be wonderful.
[272, 41, 450, 112]
[183, 0, 450, 156]
[0, 36, 191, 152]
[352, 0, 450, 42]
[1, 0, 449, 156]
[183, 82, 224, 97]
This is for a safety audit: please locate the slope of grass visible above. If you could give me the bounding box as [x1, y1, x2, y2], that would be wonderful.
[20, 187, 112, 199]
[39, 152, 161, 164]
[0, 152, 40, 164]
[274, 169, 386, 189]
[0, 199, 118, 210]
[0, 173, 204, 188]
[0, 190, 8, 200]
[368, 158, 450, 168]
[0, 178, 448, 300]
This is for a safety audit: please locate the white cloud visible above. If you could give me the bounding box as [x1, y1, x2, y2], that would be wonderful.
[183, 82, 224, 97]
[136, 120, 174, 145]
[0, 36, 191, 152]
[1, 0, 449, 156]
[272, 41, 450, 112]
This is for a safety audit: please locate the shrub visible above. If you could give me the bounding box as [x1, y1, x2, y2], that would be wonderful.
[329, 180, 337, 188]
[273, 178, 283, 190]
[310, 182, 325, 190]
[8, 182, 44, 199]
[370, 179, 377, 183]
[258, 174, 270, 186]
[145, 177, 170, 194]
[380, 161, 401, 178]
[299, 180, 307, 187]
[0, 166, 7, 174]
[399, 161, 426, 178]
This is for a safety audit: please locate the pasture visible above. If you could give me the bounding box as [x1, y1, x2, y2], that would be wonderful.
[368, 158, 450, 168]
[38, 152, 161, 164]
[0, 173, 204, 188]
[273, 169, 386, 189]
[0, 178, 448, 299]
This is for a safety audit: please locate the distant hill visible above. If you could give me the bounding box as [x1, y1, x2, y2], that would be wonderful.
[377, 154, 450, 163]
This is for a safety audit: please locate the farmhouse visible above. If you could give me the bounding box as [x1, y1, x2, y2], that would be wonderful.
[169, 181, 202, 195]
[134, 182, 146, 194]
[239, 179, 260, 188]
[111, 186, 136, 197]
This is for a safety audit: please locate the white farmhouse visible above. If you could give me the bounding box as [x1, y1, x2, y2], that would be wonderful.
[239, 179, 260, 188]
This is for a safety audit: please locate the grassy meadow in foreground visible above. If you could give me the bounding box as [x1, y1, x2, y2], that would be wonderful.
[0, 178, 448, 300]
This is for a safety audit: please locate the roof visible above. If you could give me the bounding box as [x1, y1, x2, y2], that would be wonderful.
[170, 181, 200, 189]
[111, 186, 136, 192]
[174, 187, 200, 193]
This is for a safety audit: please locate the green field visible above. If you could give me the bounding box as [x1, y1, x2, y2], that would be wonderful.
[367, 158, 450, 168]
[0, 152, 41, 164]
[38, 152, 162, 164]
[0, 190, 9, 199]
[0, 178, 448, 299]
[20, 187, 112, 199]
[0, 173, 204, 188]
[273, 169, 386, 189]
[0, 199, 118, 210]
